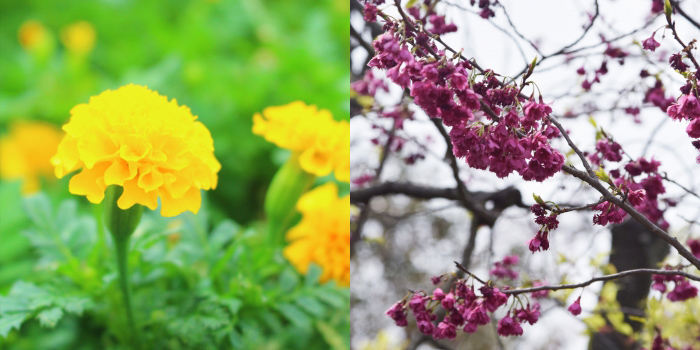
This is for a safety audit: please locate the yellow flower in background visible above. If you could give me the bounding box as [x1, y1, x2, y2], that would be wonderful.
[18, 20, 51, 52]
[60, 21, 96, 54]
[0, 121, 63, 194]
[51, 84, 221, 217]
[283, 182, 350, 286]
[252, 101, 349, 182]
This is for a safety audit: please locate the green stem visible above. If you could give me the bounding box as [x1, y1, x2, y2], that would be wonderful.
[103, 185, 143, 348]
[114, 235, 139, 346]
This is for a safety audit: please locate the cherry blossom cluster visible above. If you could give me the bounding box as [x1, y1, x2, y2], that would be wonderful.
[666, 80, 700, 163]
[367, 19, 565, 181]
[652, 267, 699, 302]
[386, 279, 544, 339]
[528, 203, 559, 253]
[489, 255, 519, 280]
[351, 69, 427, 170]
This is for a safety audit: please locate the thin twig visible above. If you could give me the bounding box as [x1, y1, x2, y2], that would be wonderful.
[504, 268, 700, 295]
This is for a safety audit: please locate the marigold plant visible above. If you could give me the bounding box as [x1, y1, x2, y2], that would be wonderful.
[252, 101, 349, 182]
[51, 84, 220, 217]
[0, 121, 63, 194]
[284, 182, 350, 286]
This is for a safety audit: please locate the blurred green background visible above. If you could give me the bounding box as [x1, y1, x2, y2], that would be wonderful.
[0, 0, 349, 223]
[0, 0, 349, 348]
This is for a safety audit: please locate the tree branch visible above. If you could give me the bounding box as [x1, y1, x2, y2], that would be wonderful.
[503, 268, 700, 295]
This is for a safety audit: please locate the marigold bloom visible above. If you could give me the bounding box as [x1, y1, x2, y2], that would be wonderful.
[51, 84, 220, 217]
[60, 21, 96, 54]
[252, 101, 349, 182]
[283, 182, 350, 286]
[0, 121, 63, 194]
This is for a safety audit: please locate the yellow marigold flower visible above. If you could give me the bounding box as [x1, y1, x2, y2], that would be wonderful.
[283, 182, 350, 286]
[0, 121, 63, 194]
[51, 84, 221, 217]
[60, 21, 96, 54]
[252, 101, 349, 182]
[18, 20, 49, 50]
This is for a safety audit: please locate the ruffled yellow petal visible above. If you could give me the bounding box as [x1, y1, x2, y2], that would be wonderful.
[253, 101, 349, 183]
[117, 178, 158, 210]
[52, 84, 219, 216]
[69, 163, 109, 203]
[283, 183, 350, 286]
[159, 186, 201, 217]
[103, 158, 137, 186]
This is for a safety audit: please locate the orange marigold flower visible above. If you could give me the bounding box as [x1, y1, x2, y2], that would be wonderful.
[252, 101, 349, 182]
[283, 182, 350, 286]
[51, 84, 220, 217]
[0, 121, 63, 194]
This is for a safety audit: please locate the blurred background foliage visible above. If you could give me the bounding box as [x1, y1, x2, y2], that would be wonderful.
[0, 0, 349, 349]
[0, 0, 349, 223]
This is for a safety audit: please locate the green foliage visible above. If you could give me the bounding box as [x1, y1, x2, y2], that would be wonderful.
[0, 192, 349, 349]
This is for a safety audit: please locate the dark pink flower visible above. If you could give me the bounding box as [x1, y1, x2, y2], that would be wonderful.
[642, 32, 661, 52]
[667, 280, 698, 302]
[497, 315, 523, 336]
[688, 239, 700, 259]
[386, 302, 408, 327]
[514, 303, 541, 325]
[480, 286, 509, 312]
[568, 297, 582, 316]
[363, 3, 378, 22]
[465, 304, 490, 325]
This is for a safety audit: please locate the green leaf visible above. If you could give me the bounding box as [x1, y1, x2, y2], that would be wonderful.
[278, 268, 300, 293]
[22, 193, 53, 231]
[36, 307, 63, 328]
[595, 167, 610, 183]
[406, 0, 418, 8]
[295, 296, 326, 317]
[316, 321, 348, 350]
[314, 288, 348, 309]
[588, 116, 597, 128]
[305, 264, 323, 286]
[276, 303, 312, 330]
[532, 193, 545, 205]
[220, 298, 242, 316]
[0, 312, 29, 338]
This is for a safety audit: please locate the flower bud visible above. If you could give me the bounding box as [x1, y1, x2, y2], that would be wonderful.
[264, 154, 316, 243]
[104, 185, 143, 240]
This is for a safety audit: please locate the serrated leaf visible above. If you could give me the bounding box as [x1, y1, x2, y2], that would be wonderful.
[0, 312, 29, 338]
[37, 307, 63, 328]
[278, 268, 300, 293]
[314, 289, 348, 309]
[316, 321, 349, 350]
[295, 296, 326, 317]
[209, 220, 240, 252]
[220, 298, 242, 316]
[58, 296, 93, 315]
[22, 193, 53, 231]
[276, 303, 312, 330]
